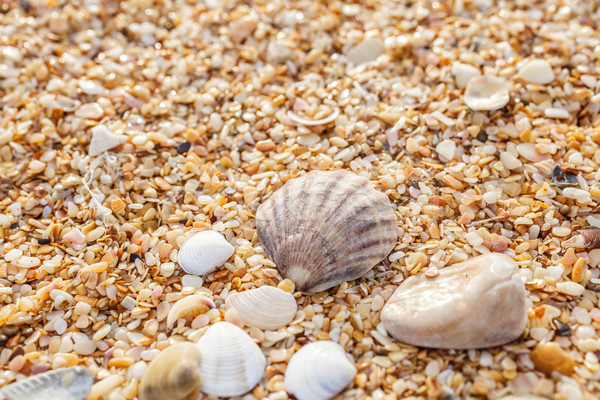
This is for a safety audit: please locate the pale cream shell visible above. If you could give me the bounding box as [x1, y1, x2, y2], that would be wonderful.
[464, 75, 510, 111]
[167, 294, 215, 329]
[138, 342, 202, 400]
[284, 341, 356, 400]
[1, 366, 93, 400]
[196, 322, 266, 397]
[225, 286, 297, 330]
[256, 170, 397, 293]
[177, 230, 234, 276]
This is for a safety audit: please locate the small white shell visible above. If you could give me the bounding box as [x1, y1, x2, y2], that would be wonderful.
[88, 124, 127, 156]
[225, 286, 297, 330]
[464, 75, 510, 111]
[518, 59, 554, 84]
[1, 366, 93, 400]
[284, 341, 356, 400]
[196, 322, 266, 397]
[167, 294, 215, 329]
[178, 230, 234, 276]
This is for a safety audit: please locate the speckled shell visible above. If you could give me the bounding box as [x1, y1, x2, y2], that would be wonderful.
[138, 342, 202, 400]
[196, 322, 266, 397]
[0, 366, 93, 400]
[284, 341, 356, 400]
[225, 286, 297, 330]
[256, 170, 397, 293]
[177, 230, 235, 276]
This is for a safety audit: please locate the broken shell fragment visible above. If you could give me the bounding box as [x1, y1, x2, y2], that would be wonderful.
[167, 294, 215, 329]
[256, 170, 397, 293]
[225, 285, 297, 330]
[464, 75, 510, 111]
[177, 230, 235, 276]
[138, 342, 202, 400]
[563, 228, 600, 249]
[381, 253, 527, 349]
[551, 164, 579, 187]
[530, 342, 574, 376]
[196, 322, 266, 397]
[88, 124, 127, 156]
[284, 341, 356, 400]
[518, 59, 555, 84]
[345, 38, 385, 65]
[1, 366, 93, 400]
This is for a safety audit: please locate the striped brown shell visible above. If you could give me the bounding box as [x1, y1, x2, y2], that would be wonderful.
[256, 170, 397, 292]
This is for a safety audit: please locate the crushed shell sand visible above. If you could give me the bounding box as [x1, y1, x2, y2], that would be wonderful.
[0, 0, 600, 400]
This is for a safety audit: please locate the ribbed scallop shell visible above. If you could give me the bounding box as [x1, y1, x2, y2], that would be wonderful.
[139, 342, 202, 400]
[256, 170, 397, 292]
[225, 286, 297, 330]
[178, 230, 234, 275]
[284, 341, 356, 400]
[1, 366, 93, 400]
[196, 322, 266, 397]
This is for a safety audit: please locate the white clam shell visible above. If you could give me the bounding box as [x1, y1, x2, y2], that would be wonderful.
[178, 230, 234, 276]
[464, 75, 510, 111]
[225, 286, 297, 330]
[284, 341, 356, 400]
[167, 294, 215, 329]
[1, 366, 93, 400]
[196, 322, 266, 397]
[518, 59, 554, 84]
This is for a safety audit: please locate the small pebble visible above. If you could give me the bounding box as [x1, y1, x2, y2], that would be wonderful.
[177, 141, 191, 154]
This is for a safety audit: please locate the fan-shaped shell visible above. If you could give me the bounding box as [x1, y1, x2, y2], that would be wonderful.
[196, 322, 266, 397]
[284, 341, 356, 400]
[256, 170, 397, 293]
[178, 230, 234, 275]
[1, 366, 93, 400]
[225, 286, 297, 330]
[138, 342, 202, 400]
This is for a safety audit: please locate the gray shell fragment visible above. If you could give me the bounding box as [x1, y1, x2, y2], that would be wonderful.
[1, 366, 93, 400]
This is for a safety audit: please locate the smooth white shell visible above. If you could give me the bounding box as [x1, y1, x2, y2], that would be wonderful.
[196, 322, 266, 397]
[178, 230, 234, 276]
[167, 294, 216, 329]
[1, 367, 93, 400]
[225, 286, 297, 330]
[345, 38, 384, 65]
[284, 341, 356, 400]
[88, 124, 127, 156]
[464, 75, 510, 111]
[518, 59, 555, 84]
[452, 62, 481, 88]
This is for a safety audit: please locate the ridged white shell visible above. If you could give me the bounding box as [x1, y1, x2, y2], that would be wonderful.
[1, 366, 93, 400]
[196, 322, 266, 397]
[88, 124, 127, 156]
[225, 286, 297, 330]
[178, 230, 235, 275]
[256, 170, 397, 293]
[139, 342, 202, 400]
[284, 341, 356, 400]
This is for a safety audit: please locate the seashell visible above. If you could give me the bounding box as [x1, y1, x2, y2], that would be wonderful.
[345, 38, 384, 65]
[451, 62, 481, 88]
[1, 366, 93, 400]
[563, 228, 600, 249]
[497, 396, 549, 400]
[516, 143, 550, 162]
[551, 164, 578, 187]
[381, 253, 527, 349]
[225, 286, 297, 330]
[530, 342, 574, 376]
[177, 230, 235, 276]
[464, 75, 510, 111]
[88, 124, 127, 156]
[284, 341, 356, 400]
[256, 170, 397, 293]
[518, 59, 555, 84]
[138, 342, 202, 400]
[196, 321, 266, 397]
[167, 294, 215, 329]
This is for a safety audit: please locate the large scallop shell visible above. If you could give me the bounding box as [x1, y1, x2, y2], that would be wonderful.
[1, 366, 93, 400]
[196, 321, 266, 397]
[256, 170, 397, 293]
[138, 342, 202, 400]
[284, 341, 356, 400]
[225, 286, 297, 330]
[177, 230, 235, 275]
